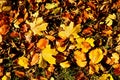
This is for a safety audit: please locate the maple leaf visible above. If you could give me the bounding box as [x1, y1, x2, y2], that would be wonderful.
[26, 17, 48, 35]
[58, 22, 81, 39]
[41, 45, 58, 64]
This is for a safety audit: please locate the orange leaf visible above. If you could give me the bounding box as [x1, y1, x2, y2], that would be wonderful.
[30, 53, 39, 66]
[37, 38, 48, 49]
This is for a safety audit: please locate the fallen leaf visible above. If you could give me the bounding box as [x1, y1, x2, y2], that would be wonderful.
[89, 48, 103, 64]
[45, 3, 58, 9]
[60, 61, 70, 68]
[14, 70, 25, 77]
[30, 53, 39, 66]
[37, 38, 48, 49]
[18, 56, 29, 68]
[98, 74, 114, 80]
[42, 45, 58, 64]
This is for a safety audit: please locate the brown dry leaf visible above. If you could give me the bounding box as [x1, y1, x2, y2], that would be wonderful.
[30, 53, 39, 66]
[10, 31, 19, 38]
[14, 70, 25, 78]
[37, 38, 48, 49]
[87, 1, 96, 9]
[0, 66, 4, 77]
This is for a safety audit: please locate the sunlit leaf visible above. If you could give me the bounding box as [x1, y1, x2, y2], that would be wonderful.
[98, 74, 114, 80]
[26, 17, 48, 35]
[18, 56, 29, 68]
[45, 3, 58, 9]
[2, 75, 8, 80]
[38, 54, 47, 68]
[58, 22, 81, 39]
[60, 61, 70, 68]
[42, 45, 58, 64]
[89, 48, 103, 64]
[74, 50, 87, 67]
[105, 13, 116, 26]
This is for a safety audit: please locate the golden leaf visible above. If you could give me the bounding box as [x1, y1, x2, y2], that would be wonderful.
[18, 56, 29, 68]
[74, 50, 87, 67]
[85, 38, 95, 47]
[98, 74, 114, 80]
[76, 37, 94, 53]
[26, 17, 48, 35]
[58, 22, 81, 39]
[45, 3, 58, 9]
[60, 61, 70, 68]
[76, 60, 87, 67]
[38, 54, 47, 68]
[42, 45, 58, 64]
[111, 52, 119, 63]
[89, 48, 103, 64]
[2, 75, 8, 80]
[105, 13, 116, 26]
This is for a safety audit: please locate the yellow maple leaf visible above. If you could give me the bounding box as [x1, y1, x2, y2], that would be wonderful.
[98, 74, 114, 80]
[26, 17, 48, 35]
[18, 56, 29, 68]
[41, 45, 58, 64]
[89, 48, 103, 64]
[58, 22, 81, 39]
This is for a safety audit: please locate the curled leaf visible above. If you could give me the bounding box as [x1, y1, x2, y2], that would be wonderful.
[60, 61, 70, 68]
[89, 48, 103, 64]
